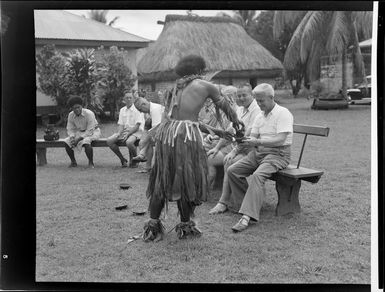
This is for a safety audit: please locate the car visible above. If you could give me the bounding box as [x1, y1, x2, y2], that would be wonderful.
[347, 76, 371, 105]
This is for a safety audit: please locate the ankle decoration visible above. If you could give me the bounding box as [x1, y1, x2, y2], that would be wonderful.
[175, 221, 202, 239]
[143, 219, 165, 242]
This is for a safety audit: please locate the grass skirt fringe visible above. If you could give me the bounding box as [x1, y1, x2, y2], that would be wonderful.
[146, 120, 209, 209]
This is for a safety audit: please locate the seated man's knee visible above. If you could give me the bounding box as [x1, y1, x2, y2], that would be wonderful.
[83, 143, 92, 150]
[227, 164, 236, 176]
[138, 139, 146, 149]
[125, 137, 136, 148]
[106, 136, 116, 147]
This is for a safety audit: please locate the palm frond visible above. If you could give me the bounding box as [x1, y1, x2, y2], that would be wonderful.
[87, 10, 109, 24]
[300, 11, 329, 63]
[306, 40, 324, 83]
[273, 10, 307, 40]
[283, 11, 313, 71]
[326, 11, 351, 57]
[352, 11, 373, 40]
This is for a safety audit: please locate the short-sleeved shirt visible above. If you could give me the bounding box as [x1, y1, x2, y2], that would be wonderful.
[118, 104, 145, 131]
[149, 102, 164, 129]
[235, 99, 261, 131]
[67, 108, 98, 137]
[250, 103, 293, 146]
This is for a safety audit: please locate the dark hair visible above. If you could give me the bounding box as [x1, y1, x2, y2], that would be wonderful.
[237, 83, 252, 92]
[67, 96, 83, 108]
[174, 55, 206, 77]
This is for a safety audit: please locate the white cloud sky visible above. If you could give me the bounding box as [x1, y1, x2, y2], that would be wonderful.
[65, 10, 235, 41]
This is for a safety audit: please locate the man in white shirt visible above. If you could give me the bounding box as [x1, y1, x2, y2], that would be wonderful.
[227, 83, 293, 232]
[132, 97, 165, 172]
[106, 91, 145, 168]
[64, 96, 101, 168]
[209, 83, 261, 214]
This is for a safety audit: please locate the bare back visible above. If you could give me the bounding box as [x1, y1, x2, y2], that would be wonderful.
[172, 79, 220, 121]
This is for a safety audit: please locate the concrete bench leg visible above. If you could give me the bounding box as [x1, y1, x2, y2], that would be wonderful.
[36, 148, 47, 166]
[275, 176, 301, 216]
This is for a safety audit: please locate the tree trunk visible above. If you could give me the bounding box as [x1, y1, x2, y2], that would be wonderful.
[341, 47, 347, 99]
[352, 19, 368, 87]
[290, 75, 303, 97]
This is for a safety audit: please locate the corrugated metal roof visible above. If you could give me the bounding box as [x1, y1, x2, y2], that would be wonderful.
[34, 10, 150, 43]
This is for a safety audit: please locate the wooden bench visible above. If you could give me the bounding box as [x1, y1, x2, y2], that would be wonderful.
[214, 124, 330, 216]
[271, 124, 330, 216]
[36, 138, 136, 166]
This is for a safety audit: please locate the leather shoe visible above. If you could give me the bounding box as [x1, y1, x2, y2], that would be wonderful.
[231, 218, 249, 232]
[121, 159, 128, 168]
[132, 154, 147, 163]
[209, 203, 227, 215]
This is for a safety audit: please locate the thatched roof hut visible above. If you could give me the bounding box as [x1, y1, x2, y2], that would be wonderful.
[137, 14, 283, 83]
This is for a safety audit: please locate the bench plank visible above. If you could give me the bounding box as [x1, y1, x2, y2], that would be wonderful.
[293, 124, 330, 137]
[277, 165, 324, 179]
[36, 138, 127, 148]
[36, 138, 129, 165]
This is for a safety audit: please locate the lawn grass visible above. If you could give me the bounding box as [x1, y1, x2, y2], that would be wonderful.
[36, 95, 371, 283]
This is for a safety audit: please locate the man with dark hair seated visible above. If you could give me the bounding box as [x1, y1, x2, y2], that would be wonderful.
[64, 96, 101, 168]
[142, 54, 243, 242]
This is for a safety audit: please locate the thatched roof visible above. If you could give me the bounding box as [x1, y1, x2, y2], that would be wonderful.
[138, 14, 283, 82]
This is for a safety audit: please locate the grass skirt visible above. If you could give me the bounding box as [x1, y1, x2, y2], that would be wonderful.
[146, 120, 209, 206]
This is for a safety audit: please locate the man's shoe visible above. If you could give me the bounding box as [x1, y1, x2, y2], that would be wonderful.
[209, 203, 228, 215]
[132, 154, 147, 163]
[231, 218, 249, 233]
[88, 162, 95, 168]
[121, 159, 128, 168]
[68, 162, 77, 167]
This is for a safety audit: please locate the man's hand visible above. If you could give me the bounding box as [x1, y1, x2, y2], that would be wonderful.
[71, 136, 83, 147]
[233, 119, 245, 132]
[70, 136, 76, 147]
[241, 136, 260, 147]
[204, 134, 218, 144]
[207, 147, 220, 158]
[214, 129, 234, 141]
[224, 150, 237, 165]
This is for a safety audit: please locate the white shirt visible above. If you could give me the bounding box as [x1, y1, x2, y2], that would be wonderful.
[118, 104, 145, 131]
[250, 103, 293, 146]
[149, 102, 164, 129]
[235, 99, 261, 131]
[67, 108, 98, 137]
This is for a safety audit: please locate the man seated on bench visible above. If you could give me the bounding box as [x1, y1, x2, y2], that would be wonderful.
[205, 85, 239, 189]
[131, 96, 165, 172]
[106, 91, 145, 168]
[226, 83, 293, 232]
[64, 96, 101, 168]
[208, 83, 261, 212]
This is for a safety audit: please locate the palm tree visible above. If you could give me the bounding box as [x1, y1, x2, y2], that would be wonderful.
[215, 10, 258, 34]
[233, 10, 258, 28]
[86, 10, 119, 26]
[274, 11, 372, 97]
